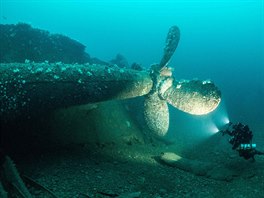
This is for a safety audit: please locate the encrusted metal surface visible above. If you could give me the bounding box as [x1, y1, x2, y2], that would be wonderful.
[159, 26, 180, 69]
[163, 79, 221, 115]
[0, 62, 153, 119]
[144, 91, 169, 137]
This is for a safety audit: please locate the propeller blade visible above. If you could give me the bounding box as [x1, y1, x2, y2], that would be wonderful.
[159, 26, 180, 69]
[143, 26, 180, 137]
[144, 92, 169, 137]
[161, 79, 221, 115]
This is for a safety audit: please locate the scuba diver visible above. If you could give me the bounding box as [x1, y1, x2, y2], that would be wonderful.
[220, 122, 264, 161]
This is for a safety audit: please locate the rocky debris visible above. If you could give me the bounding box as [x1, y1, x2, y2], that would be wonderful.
[110, 54, 129, 68]
[0, 23, 89, 64]
[130, 63, 143, 71]
[89, 57, 109, 65]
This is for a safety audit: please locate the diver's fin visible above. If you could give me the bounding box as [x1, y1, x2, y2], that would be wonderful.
[144, 92, 169, 137]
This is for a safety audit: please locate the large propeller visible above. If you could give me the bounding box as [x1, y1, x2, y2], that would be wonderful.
[144, 26, 221, 137]
[0, 25, 221, 138]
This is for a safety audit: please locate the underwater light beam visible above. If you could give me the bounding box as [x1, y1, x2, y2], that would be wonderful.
[208, 123, 220, 134]
[209, 99, 231, 134]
